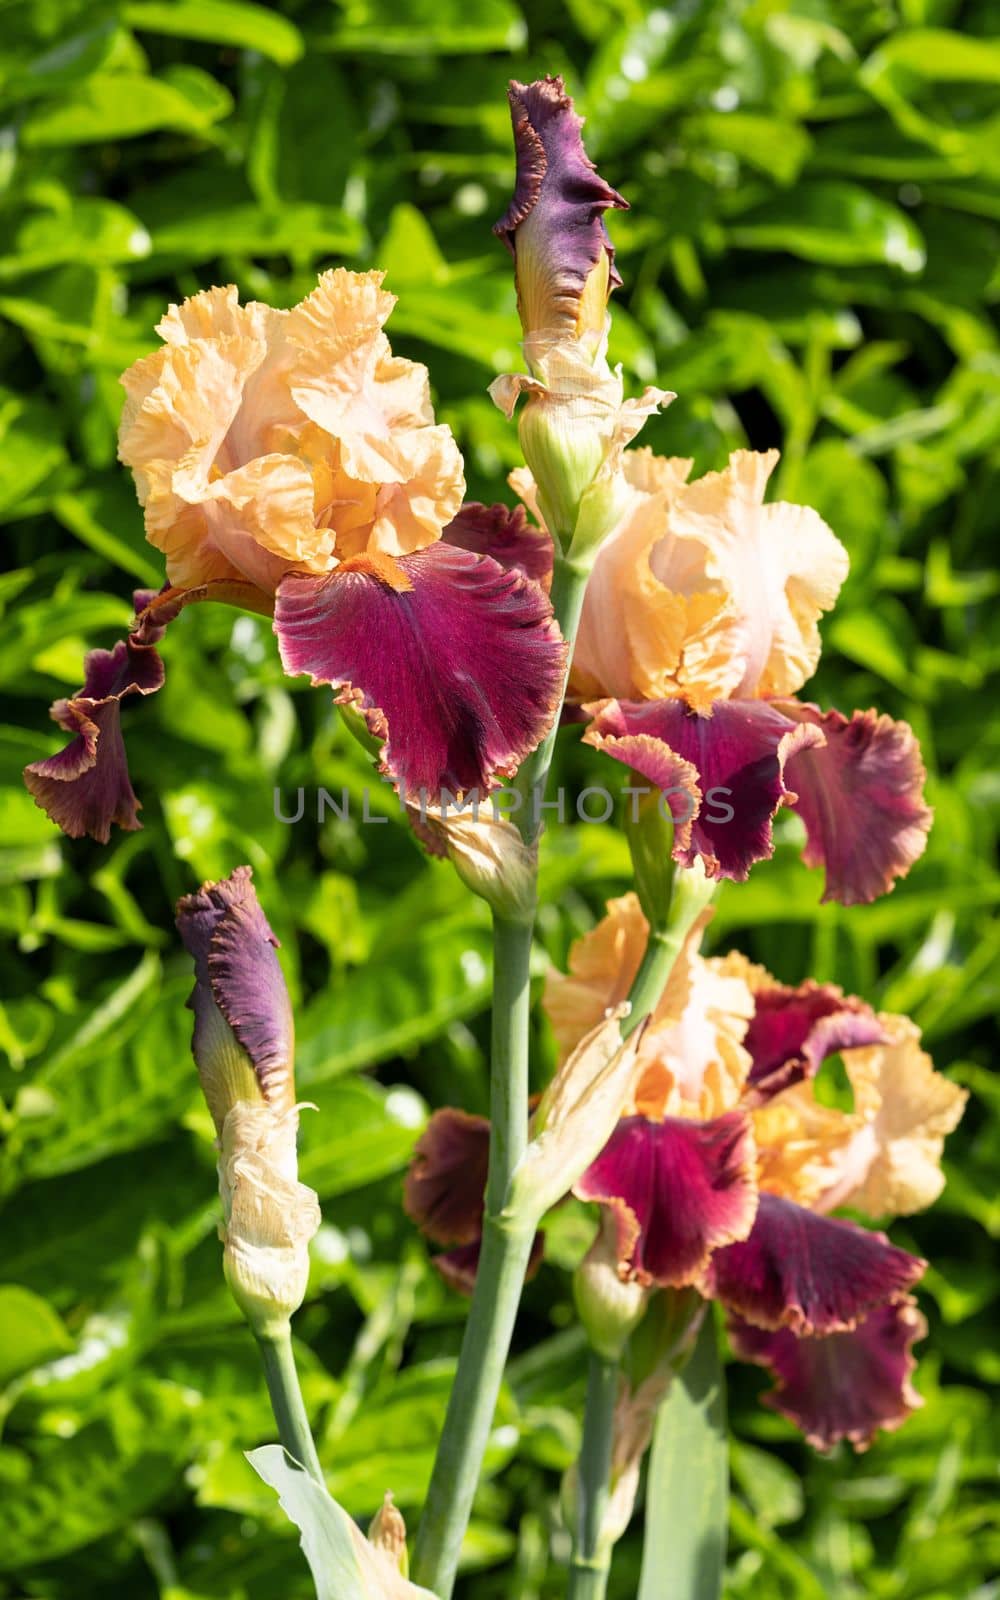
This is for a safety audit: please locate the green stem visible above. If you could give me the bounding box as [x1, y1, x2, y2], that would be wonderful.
[411, 913, 535, 1597]
[513, 553, 590, 844]
[623, 926, 684, 1039]
[568, 885, 716, 1594]
[485, 912, 534, 1212]
[255, 1324, 324, 1484]
[412, 550, 589, 1595]
[569, 1353, 619, 1600]
[410, 1215, 536, 1595]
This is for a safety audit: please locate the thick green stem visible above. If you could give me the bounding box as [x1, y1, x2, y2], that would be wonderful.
[623, 926, 684, 1039]
[486, 913, 534, 1212]
[410, 1215, 536, 1595]
[412, 549, 589, 1595]
[411, 913, 535, 1597]
[569, 1353, 619, 1600]
[411, 535, 600, 1594]
[513, 553, 591, 844]
[568, 1558, 613, 1600]
[255, 1324, 324, 1484]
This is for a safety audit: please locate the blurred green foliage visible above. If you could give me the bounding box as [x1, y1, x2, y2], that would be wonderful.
[1, 0, 998, 1596]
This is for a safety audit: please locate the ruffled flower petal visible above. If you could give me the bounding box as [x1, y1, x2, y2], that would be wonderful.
[543, 892, 754, 1121]
[652, 450, 849, 702]
[444, 502, 554, 586]
[274, 542, 566, 798]
[404, 1107, 490, 1246]
[23, 632, 164, 843]
[704, 1192, 924, 1334]
[575, 1113, 758, 1288]
[751, 1088, 859, 1209]
[119, 271, 465, 590]
[569, 448, 707, 702]
[24, 578, 274, 843]
[729, 1298, 926, 1451]
[403, 1105, 544, 1295]
[815, 1015, 968, 1217]
[720, 953, 886, 1105]
[175, 865, 296, 1131]
[584, 696, 824, 882]
[493, 75, 628, 343]
[777, 701, 933, 905]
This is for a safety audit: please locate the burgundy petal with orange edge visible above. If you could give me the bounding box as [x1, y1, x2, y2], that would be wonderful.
[274, 543, 566, 798]
[575, 1112, 758, 1288]
[175, 864, 295, 1128]
[494, 75, 628, 341]
[704, 1193, 925, 1335]
[24, 576, 275, 845]
[24, 633, 164, 843]
[777, 701, 932, 905]
[585, 697, 823, 882]
[404, 1107, 490, 1247]
[744, 978, 886, 1105]
[445, 501, 554, 586]
[729, 1297, 927, 1451]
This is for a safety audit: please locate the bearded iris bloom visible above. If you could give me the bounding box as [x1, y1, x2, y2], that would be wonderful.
[465, 447, 933, 904]
[544, 893, 966, 1450]
[25, 271, 566, 842]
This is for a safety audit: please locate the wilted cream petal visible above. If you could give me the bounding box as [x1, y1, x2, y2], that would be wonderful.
[219, 1102, 320, 1334]
[512, 1009, 641, 1220]
[816, 1015, 967, 1218]
[409, 800, 538, 918]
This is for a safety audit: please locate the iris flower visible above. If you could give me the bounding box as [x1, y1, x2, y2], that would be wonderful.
[545, 894, 966, 1449]
[460, 445, 933, 905]
[25, 271, 566, 841]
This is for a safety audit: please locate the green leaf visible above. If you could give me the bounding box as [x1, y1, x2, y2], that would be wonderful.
[0, 1286, 73, 1385]
[322, 0, 527, 56]
[20, 69, 233, 145]
[638, 1314, 728, 1600]
[728, 182, 926, 272]
[0, 1377, 196, 1571]
[296, 1078, 425, 1199]
[0, 200, 152, 278]
[296, 916, 491, 1082]
[0, 389, 68, 518]
[125, 0, 304, 65]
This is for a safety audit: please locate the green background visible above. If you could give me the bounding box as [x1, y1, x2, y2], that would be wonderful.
[1, 0, 998, 1595]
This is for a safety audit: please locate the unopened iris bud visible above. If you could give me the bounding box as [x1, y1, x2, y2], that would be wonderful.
[175, 864, 295, 1131]
[575, 1213, 649, 1360]
[493, 76, 627, 357]
[176, 866, 320, 1336]
[491, 77, 670, 557]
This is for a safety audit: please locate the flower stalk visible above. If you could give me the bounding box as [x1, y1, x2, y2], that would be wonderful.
[255, 1323, 325, 1485]
[568, 1353, 620, 1600]
[412, 616, 574, 1594]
